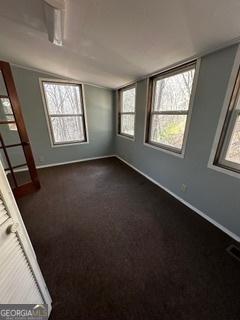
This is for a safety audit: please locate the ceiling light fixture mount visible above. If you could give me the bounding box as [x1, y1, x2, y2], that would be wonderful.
[43, 0, 65, 46]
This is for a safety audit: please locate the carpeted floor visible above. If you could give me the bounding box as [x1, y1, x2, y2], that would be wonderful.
[17, 157, 240, 320]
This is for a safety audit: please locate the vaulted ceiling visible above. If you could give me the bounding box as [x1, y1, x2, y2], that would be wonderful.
[0, 0, 240, 88]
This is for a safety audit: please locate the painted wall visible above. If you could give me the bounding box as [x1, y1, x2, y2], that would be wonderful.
[1, 45, 239, 239]
[115, 45, 240, 238]
[8, 66, 115, 166]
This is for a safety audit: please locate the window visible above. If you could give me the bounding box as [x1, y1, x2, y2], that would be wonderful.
[146, 62, 196, 154]
[41, 80, 87, 146]
[214, 68, 240, 173]
[118, 85, 136, 138]
[0, 97, 17, 130]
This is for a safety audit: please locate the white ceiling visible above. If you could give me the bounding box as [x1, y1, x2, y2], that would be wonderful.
[0, 0, 240, 89]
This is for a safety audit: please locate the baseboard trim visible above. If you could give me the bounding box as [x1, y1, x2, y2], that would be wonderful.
[116, 155, 240, 243]
[14, 155, 117, 172]
[12, 153, 240, 242]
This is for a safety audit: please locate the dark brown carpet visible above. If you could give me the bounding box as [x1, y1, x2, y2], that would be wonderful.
[17, 157, 240, 320]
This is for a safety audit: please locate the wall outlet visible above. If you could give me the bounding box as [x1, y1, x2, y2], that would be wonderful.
[181, 183, 187, 193]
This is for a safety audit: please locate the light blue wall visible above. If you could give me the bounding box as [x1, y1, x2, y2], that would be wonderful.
[3, 45, 240, 238]
[10, 66, 115, 166]
[115, 45, 240, 238]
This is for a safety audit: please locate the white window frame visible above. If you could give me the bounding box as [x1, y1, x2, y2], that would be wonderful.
[117, 84, 137, 140]
[39, 78, 89, 148]
[208, 44, 240, 179]
[145, 60, 199, 157]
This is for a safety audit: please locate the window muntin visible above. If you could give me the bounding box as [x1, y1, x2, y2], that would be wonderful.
[118, 86, 136, 138]
[41, 81, 87, 145]
[214, 69, 240, 172]
[146, 63, 196, 153]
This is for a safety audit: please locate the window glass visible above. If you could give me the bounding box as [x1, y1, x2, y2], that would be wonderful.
[118, 86, 136, 138]
[42, 81, 87, 145]
[150, 114, 187, 149]
[225, 115, 240, 164]
[147, 64, 196, 153]
[214, 68, 240, 173]
[122, 88, 136, 112]
[153, 70, 194, 112]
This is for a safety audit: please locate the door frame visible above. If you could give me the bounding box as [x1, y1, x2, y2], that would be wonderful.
[0, 60, 40, 197]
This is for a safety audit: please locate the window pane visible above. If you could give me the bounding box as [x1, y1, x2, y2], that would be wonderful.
[6, 115, 17, 131]
[122, 88, 136, 112]
[0, 124, 21, 145]
[150, 114, 187, 149]
[120, 114, 135, 136]
[0, 98, 17, 130]
[51, 116, 84, 143]
[225, 115, 240, 164]
[43, 83, 82, 115]
[1, 97, 12, 114]
[153, 69, 195, 112]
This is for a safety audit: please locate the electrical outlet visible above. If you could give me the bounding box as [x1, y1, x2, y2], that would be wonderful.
[181, 184, 187, 193]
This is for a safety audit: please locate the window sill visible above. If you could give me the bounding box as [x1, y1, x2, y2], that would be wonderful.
[143, 142, 185, 158]
[117, 134, 135, 142]
[50, 140, 89, 148]
[208, 162, 240, 179]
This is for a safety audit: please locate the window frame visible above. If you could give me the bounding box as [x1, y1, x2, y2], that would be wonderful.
[213, 67, 240, 173]
[39, 78, 88, 147]
[117, 84, 136, 140]
[145, 61, 197, 155]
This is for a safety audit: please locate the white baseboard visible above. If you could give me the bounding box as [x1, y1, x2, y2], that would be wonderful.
[37, 154, 116, 169]
[11, 152, 240, 242]
[13, 155, 116, 172]
[116, 155, 240, 243]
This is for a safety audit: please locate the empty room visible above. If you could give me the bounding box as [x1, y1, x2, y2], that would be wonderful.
[0, 0, 240, 319]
